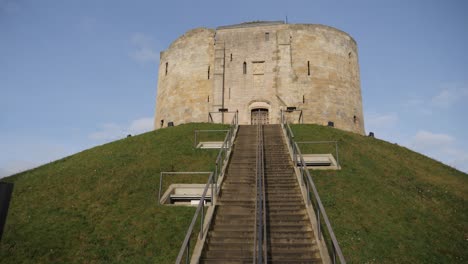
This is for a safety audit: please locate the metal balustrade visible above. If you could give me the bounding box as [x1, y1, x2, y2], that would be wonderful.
[174, 112, 238, 264]
[193, 130, 229, 148]
[208, 110, 239, 124]
[281, 120, 346, 264]
[253, 124, 267, 263]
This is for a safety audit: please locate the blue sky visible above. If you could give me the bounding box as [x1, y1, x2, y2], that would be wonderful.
[1, 0, 467, 177]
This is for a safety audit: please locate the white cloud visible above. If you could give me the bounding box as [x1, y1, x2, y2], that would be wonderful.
[365, 112, 398, 129]
[89, 117, 154, 142]
[408, 130, 468, 173]
[129, 33, 159, 63]
[403, 98, 432, 115]
[88, 123, 123, 141]
[431, 85, 468, 108]
[128, 117, 154, 134]
[411, 130, 455, 151]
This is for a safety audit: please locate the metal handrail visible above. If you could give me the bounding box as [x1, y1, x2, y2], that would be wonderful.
[208, 110, 239, 124]
[280, 119, 345, 263]
[294, 141, 346, 264]
[261, 126, 267, 264]
[174, 172, 214, 264]
[296, 141, 340, 168]
[253, 126, 259, 263]
[280, 109, 304, 124]
[158, 172, 213, 205]
[254, 124, 267, 263]
[194, 130, 229, 148]
[175, 111, 238, 264]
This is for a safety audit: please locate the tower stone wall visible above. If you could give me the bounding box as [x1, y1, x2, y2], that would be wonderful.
[154, 21, 365, 134]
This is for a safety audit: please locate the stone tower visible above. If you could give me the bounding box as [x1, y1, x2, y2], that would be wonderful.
[154, 21, 365, 134]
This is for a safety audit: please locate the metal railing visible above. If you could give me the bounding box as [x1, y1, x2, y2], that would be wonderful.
[280, 109, 304, 124]
[158, 172, 213, 205]
[295, 141, 340, 168]
[208, 110, 239, 124]
[281, 122, 346, 264]
[174, 111, 238, 264]
[193, 130, 229, 148]
[253, 125, 267, 263]
[174, 172, 215, 264]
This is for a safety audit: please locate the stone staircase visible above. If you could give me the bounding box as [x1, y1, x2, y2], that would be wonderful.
[263, 125, 322, 263]
[200, 125, 257, 263]
[200, 125, 322, 263]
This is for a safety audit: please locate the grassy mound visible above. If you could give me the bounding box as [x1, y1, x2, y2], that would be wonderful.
[0, 123, 466, 263]
[0, 123, 227, 263]
[291, 124, 467, 263]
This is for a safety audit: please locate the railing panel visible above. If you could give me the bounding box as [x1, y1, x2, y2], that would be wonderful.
[174, 112, 238, 264]
[280, 117, 346, 263]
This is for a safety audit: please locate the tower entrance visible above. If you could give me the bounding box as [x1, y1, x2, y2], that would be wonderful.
[251, 109, 269, 125]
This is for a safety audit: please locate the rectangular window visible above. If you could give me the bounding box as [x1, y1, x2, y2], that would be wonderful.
[265, 32, 269, 41]
[307, 61, 310, 76]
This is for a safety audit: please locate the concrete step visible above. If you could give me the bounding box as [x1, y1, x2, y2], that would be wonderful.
[263, 125, 323, 263]
[207, 230, 254, 239]
[207, 236, 256, 244]
[203, 249, 253, 260]
[202, 125, 322, 263]
[213, 218, 254, 226]
[207, 241, 254, 251]
[267, 257, 322, 264]
[216, 205, 255, 214]
[269, 237, 317, 245]
[200, 257, 252, 264]
[266, 248, 318, 259]
[268, 231, 315, 239]
[267, 214, 307, 222]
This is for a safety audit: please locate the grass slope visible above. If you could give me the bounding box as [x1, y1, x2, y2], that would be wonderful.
[291, 124, 467, 263]
[1, 123, 466, 263]
[0, 123, 228, 263]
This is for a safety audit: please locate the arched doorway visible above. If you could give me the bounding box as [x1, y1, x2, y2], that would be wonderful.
[251, 108, 269, 125]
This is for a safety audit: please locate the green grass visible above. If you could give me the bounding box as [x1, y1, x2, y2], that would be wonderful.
[0, 123, 227, 263]
[291, 124, 467, 263]
[1, 123, 466, 263]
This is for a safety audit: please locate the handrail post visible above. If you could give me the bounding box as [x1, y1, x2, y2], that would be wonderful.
[158, 172, 163, 205]
[211, 174, 215, 205]
[317, 208, 321, 240]
[200, 203, 204, 239]
[333, 245, 337, 264]
[335, 141, 340, 168]
[186, 240, 190, 264]
[174, 114, 240, 264]
[280, 128, 346, 263]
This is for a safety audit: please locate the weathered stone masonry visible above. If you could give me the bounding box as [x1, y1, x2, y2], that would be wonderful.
[154, 21, 365, 134]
